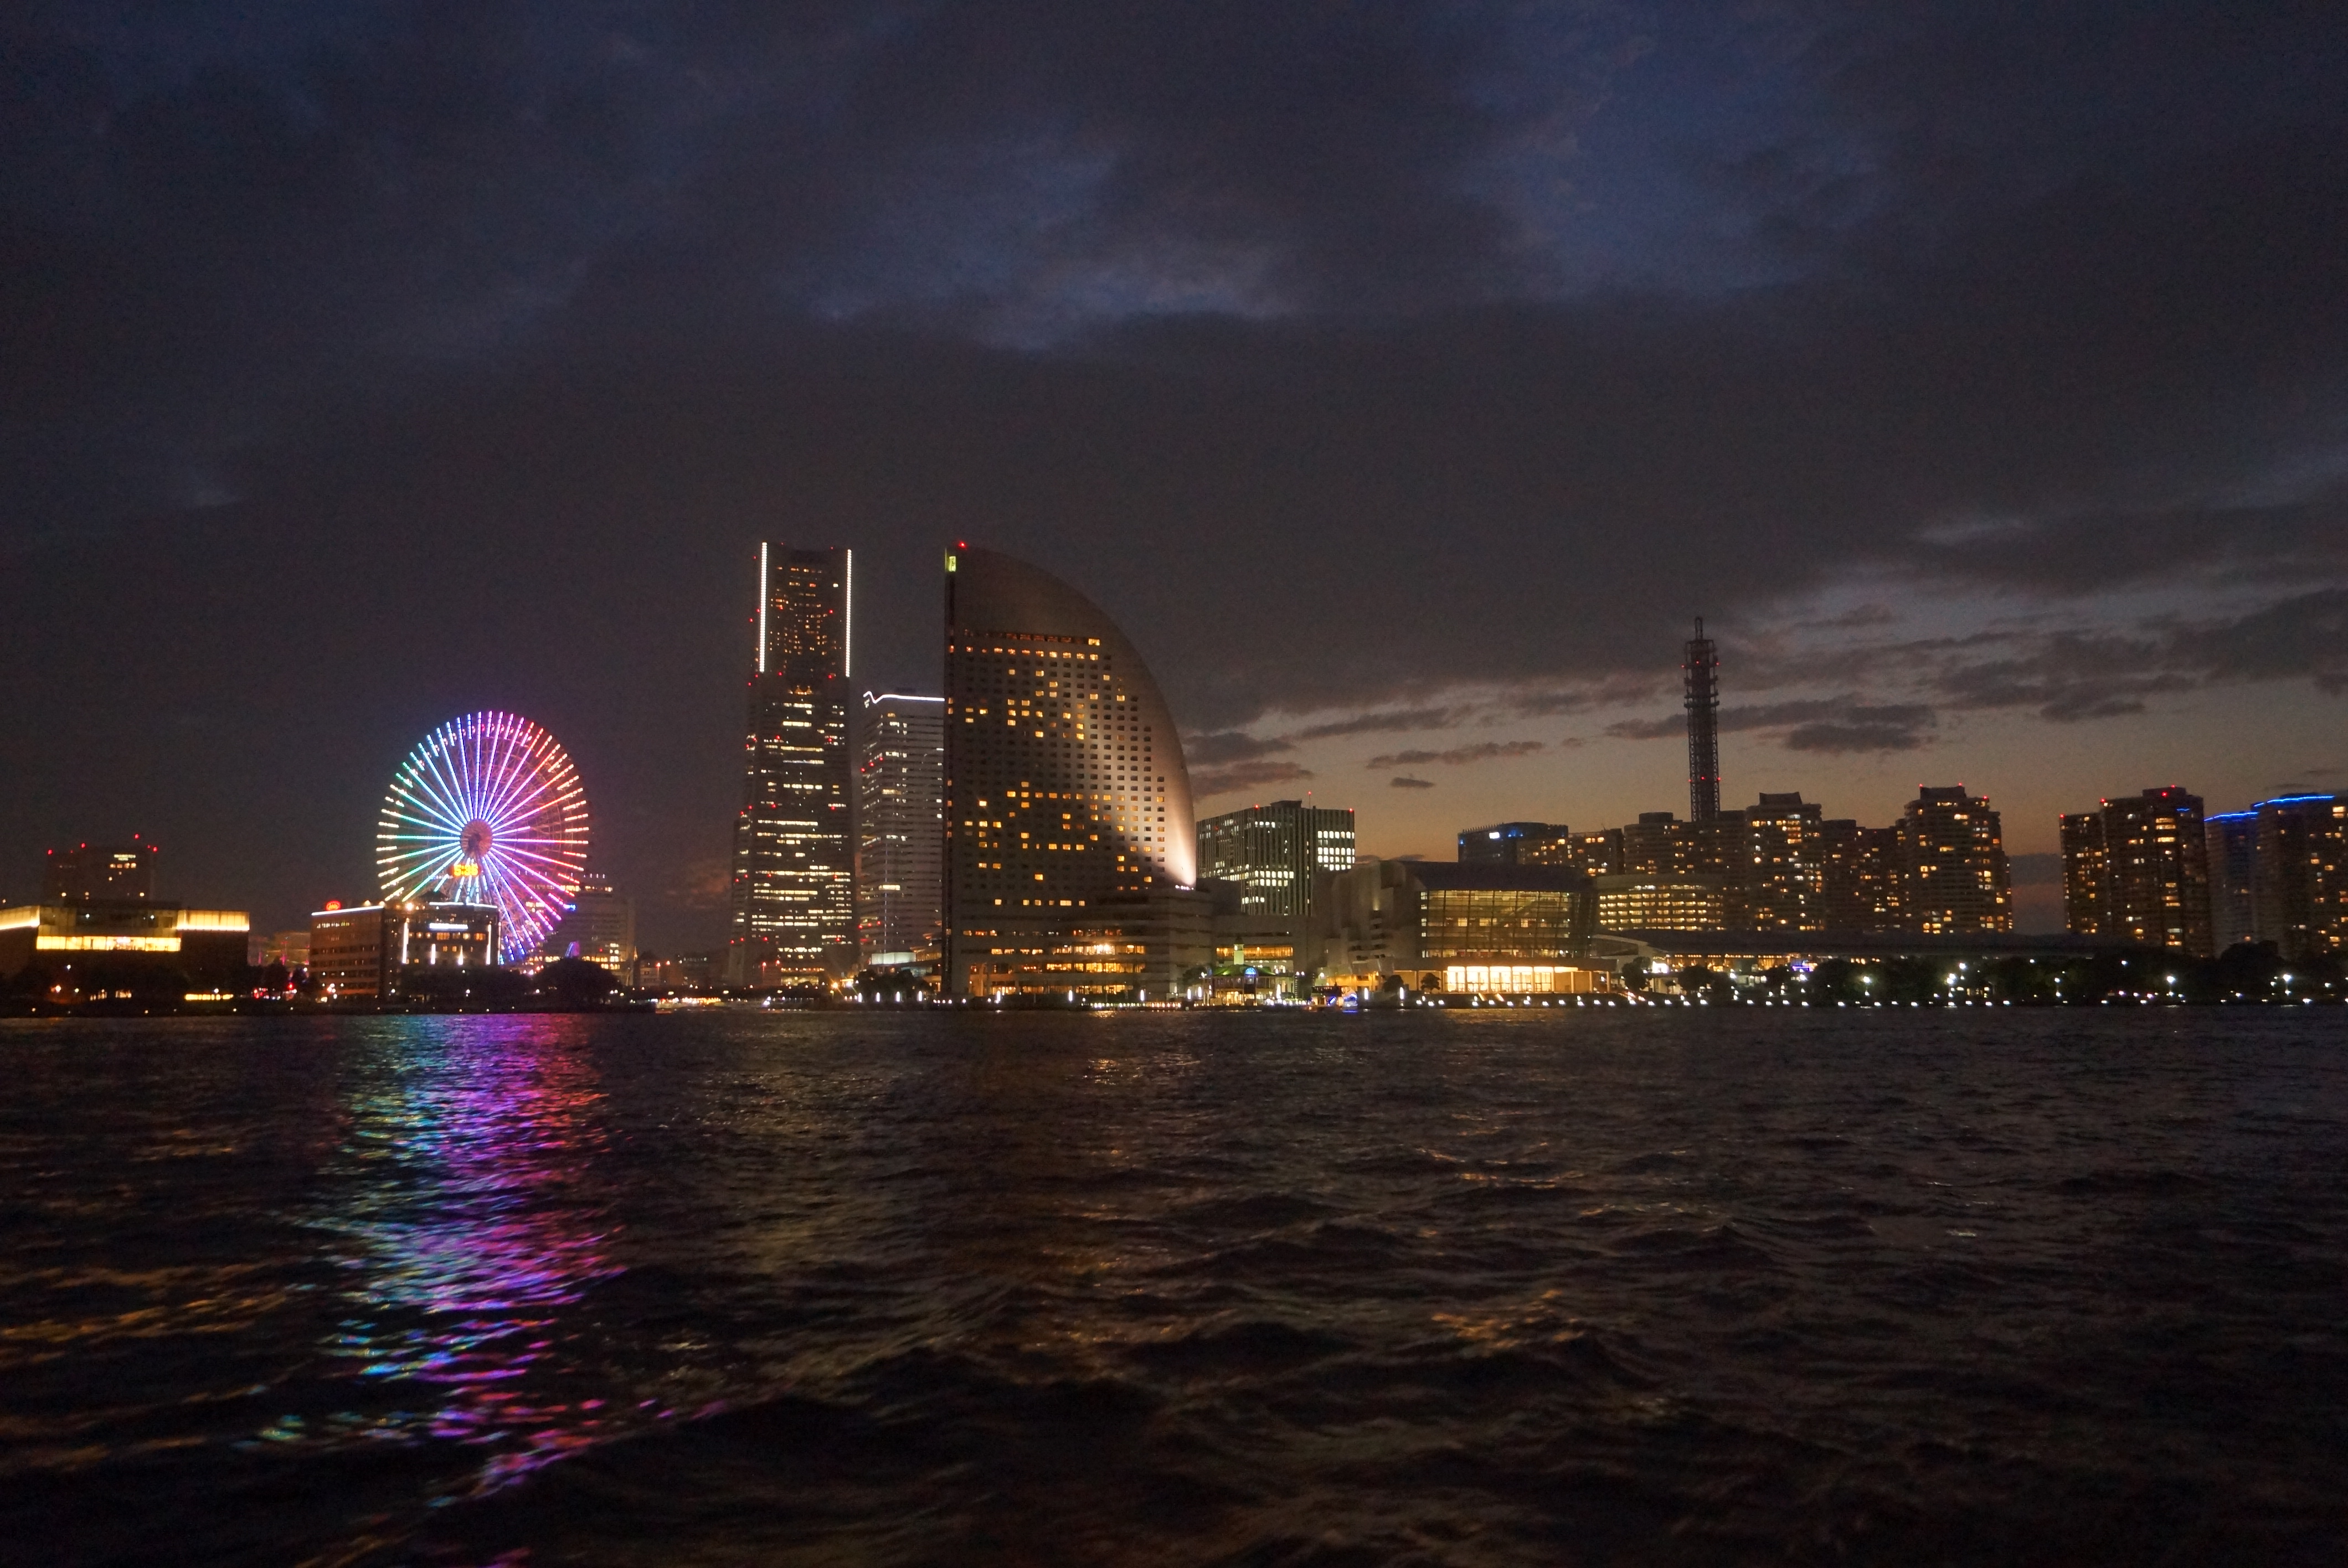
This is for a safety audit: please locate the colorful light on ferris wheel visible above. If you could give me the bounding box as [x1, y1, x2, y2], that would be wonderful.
[377, 711, 590, 963]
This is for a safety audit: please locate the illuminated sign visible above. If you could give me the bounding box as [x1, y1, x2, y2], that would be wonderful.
[450, 862, 480, 878]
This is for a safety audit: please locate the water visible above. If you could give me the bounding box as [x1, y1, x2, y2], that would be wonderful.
[4, 1009, 2344, 1566]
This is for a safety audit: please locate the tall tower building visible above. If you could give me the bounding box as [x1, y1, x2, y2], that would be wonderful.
[1683, 619, 1721, 822]
[1898, 785, 2012, 934]
[728, 544, 854, 986]
[943, 545, 1200, 1000]
[855, 691, 946, 961]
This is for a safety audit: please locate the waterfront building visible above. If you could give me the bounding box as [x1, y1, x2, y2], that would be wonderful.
[0, 900, 249, 987]
[2059, 812, 2110, 935]
[1592, 874, 1727, 933]
[1818, 820, 1902, 933]
[1742, 792, 1826, 931]
[728, 544, 855, 985]
[250, 930, 311, 969]
[1899, 786, 2012, 934]
[543, 871, 637, 977]
[1312, 860, 1594, 988]
[1202, 800, 1355, 948]
[942, 545, 1200, 1000]
[2248, 794, 2348, 958]
[308, 900, 500, 1000]
[2206, 811, 2258, 951]
[855, 692, 947, 960]
[2100, 788, 2212, 955]
[43, 837, 158, 902]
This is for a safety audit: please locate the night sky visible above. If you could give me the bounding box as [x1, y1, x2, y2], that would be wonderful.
[4, 2, 2344, 947]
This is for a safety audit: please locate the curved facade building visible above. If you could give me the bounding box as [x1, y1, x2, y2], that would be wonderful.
[943, 545, 1202, 998]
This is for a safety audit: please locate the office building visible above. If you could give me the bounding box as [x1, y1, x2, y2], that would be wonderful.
[43, 837, 158, 902]
[728, 544, 855, 985]
[1743, 792, 1826, 931]
[1899, 786, 2012, 934]
[1569, 828, 1624, 875]
[1685, 619, 1721, 821]
[855, 692, 946, 960]
[942, 545, 1201, 1000]
[1200, 800, 1353, 939]
[2059, 812, 2110, 935]
[308, 900, 501, 1001]
[2248, 795, 2347, 958]
[2206, 811, 2258, 951]
[543, 871, 637, 977]
[1593, 874, 1727, 933]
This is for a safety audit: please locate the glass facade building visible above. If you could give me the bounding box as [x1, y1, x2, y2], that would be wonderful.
[2205, 811, 2258, 952]
[855, 692, 946, 960]
[728, 544, 854, 985]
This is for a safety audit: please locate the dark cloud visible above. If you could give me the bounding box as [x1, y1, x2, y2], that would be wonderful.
[1184, 730, 1294, 766]
[1606, 700, 1937, 752]
[1388, 776, 1435, 790]
[1191, 759, 1315, 798]
[1366, 740, 1545, 769]
[1293, 706, 1464, 741]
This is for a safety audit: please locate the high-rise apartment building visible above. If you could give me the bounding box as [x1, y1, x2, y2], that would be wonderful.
[2057, 788, 2212, 953]
[943, 545, 1203, 999]
[2247, 794, 2348, 958]
[854, 691, 946, 960]
[1621, 812, 1686, 877]
[728, 544, 854, 986]
[1743, 792, 1825, 931]
[2102, 788, 2212, 955]
[1817, 819, 1901, 932]
[2059, 812, 2110, 934]
[1899, 786, 2012, 934]
[2206, 810, 2258, 952]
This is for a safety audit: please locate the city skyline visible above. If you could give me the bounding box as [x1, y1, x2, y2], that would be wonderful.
[2, 6, 2342, 952]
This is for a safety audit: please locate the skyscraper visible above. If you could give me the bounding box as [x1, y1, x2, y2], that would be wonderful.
[543, 871, 637, 977]
[728, 543, 854, 986]
[854, 691, 946, 960]
[943, 545, 1201, 999]
[43, 837, 158, 902]
[1684, 619, 1721, 822]
[1899, 785, 2012, 934]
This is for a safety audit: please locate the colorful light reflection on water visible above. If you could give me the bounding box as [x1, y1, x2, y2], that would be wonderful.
[302, 1017, 639, 1490]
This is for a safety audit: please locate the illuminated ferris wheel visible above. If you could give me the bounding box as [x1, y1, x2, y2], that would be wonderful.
[377, 711, 590, 963]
